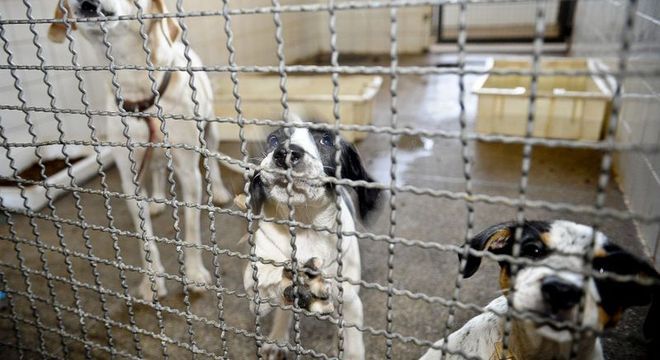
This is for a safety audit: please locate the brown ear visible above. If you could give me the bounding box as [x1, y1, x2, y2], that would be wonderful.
[460, 220, 551, 278]
[461, 222, 515, 278]
[48, 0, 76, 43]
[151, 0, 181, 46]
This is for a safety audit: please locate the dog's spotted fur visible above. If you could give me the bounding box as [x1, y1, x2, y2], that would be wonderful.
[421, 220, 659, 360]
[244, 123, 380, 360]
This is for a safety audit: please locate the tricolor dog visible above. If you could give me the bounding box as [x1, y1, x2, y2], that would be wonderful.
[48, 0, 234, 299]
[243, 122, 381, 359]
[421, 220, 659, 360]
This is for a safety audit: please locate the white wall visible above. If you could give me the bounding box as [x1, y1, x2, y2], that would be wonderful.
[172, 0, 323, 67]
[180, 0, 432, 64]
[571, 0, 660, 265]
[442, 1, 559, 28]
[317, 3, 432, 54]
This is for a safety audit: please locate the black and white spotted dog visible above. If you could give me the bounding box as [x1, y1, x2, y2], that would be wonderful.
[243, 120, 381, 359]
[421, 220, 659, 360]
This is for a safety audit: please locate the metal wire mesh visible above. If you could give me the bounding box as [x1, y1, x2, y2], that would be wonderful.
[0, 0, 659, 359]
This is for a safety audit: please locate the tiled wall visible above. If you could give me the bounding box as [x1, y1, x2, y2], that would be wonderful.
[179, 0, 431, 66]
[317, 3, 432, 54]
[177, 0, 323, 67]
[571, 0, 660, 264]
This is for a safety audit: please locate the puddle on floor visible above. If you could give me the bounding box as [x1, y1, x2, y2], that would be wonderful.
[368, 134, 434, 185]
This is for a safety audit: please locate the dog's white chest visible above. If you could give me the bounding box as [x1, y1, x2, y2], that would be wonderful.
[296, 230, 341, 268]
[256, 224, 340, 266]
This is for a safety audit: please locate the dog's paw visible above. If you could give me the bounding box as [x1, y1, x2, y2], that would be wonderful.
[282, 258, 334, 314]
[137, 276, 167, 300]
[148, 201, 167, 216]
[212, 185, 233, 205]
[260, 343, 288, 360]
[185, 264, 212, 293]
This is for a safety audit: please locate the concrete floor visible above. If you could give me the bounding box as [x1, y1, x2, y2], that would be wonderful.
[0, 54, 655, 359]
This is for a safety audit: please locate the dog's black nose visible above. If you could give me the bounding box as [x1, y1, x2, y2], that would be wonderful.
[273, 144, 305, 169]
[541, 276, 583, 311]
[80, 0, 100, 17]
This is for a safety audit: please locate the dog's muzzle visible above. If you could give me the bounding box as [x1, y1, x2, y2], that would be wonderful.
[540, 275, 583, 313]
[273, 144, 305, 169]
[78, 0, 115, 17]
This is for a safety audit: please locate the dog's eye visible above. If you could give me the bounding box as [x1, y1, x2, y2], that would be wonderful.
[320, 133, 333, 146]
[521, 242, 546, 258]
[267, 135, 279, 148]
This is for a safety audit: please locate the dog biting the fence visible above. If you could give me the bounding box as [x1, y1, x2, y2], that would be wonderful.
[242, 120, 381, 359]
[48, 0, 234, 299]
[421, 220, 660, 360]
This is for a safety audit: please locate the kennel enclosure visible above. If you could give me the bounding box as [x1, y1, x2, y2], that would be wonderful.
[0, 0, 659, 359]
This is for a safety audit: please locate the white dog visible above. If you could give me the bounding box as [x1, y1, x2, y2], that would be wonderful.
[242, 123, 381, 359]
[421, 220, 659, 360]
[48, 0, 233, 299]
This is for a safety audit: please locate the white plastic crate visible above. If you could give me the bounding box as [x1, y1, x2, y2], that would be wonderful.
[473, 58, 612, 141]
[214, 74, 382, 142]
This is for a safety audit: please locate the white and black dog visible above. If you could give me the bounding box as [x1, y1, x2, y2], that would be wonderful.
[421, 220, 659, 360]
[242, 122, 381, 360]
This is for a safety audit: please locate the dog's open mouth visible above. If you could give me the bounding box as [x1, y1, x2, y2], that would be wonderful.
[536, 325, 575, 343]
[525, 308, 577, 333]
[517, 308, 578, 343]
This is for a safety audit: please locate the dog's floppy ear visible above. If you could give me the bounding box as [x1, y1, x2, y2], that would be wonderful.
[247, 170, 267, 215]
[48, 0, 76, 43]
[151, 0, 181, 46]
[592, 243, 659, 328]
[462, 221, 516, 278]
[339, 141, 381, 223]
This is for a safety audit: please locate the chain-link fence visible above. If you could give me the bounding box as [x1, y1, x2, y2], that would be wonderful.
[0, 0, 659, 359]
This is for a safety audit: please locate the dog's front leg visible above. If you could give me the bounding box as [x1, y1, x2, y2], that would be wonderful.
[341, 284, 365, 360]
[172, 149, 212, 292]
[244, 259, 333, 359]
[242, 260, 291, 359]
[148, 154, 167, 215]
[243, 261, 287, 315]
[114, 147, 167, 299]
